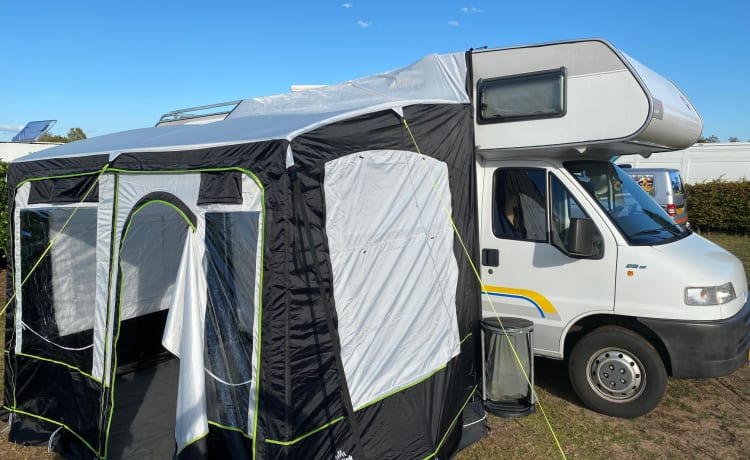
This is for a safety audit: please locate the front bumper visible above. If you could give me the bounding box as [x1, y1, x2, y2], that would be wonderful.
[638, 298, 750, 378]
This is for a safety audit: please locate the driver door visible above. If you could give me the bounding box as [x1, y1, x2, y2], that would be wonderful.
[479, 161, 617, 356]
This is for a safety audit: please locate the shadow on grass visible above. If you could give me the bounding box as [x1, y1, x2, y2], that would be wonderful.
[532, 357, 585, 409]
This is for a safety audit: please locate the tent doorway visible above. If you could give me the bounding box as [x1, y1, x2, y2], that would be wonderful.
[108, 200, 192, 459]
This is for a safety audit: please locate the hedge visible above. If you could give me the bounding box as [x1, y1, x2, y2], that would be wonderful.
[685, 180, 750, 234]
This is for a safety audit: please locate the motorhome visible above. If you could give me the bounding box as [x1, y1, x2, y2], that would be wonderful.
[471, 40, 747, 418]
[4, 38, 749, 459]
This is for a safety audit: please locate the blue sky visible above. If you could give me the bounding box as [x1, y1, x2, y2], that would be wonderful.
[1, 1, 748, 142]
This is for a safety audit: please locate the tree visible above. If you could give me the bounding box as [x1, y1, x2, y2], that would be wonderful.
[728, 137, 741, 142]
[66, 127, 87, 141]
[37, 127, 87, 143]
[697, 134, 720, 143]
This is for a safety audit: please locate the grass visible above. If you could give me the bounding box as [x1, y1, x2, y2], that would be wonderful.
[1, 232, 749, 459]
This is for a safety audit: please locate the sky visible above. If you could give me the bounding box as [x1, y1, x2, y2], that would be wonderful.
[1, 1, 748, 142]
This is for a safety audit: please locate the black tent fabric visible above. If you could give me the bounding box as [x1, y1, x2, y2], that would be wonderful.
[3, 58, 483, 458]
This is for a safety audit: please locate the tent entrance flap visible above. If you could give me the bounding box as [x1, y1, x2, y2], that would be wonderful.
[109, 201, 192, 459]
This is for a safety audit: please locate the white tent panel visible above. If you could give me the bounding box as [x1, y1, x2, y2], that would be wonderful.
[94, 174, 115, 379]
[162, 230, 209, 452]
[324, 150, 461, 409]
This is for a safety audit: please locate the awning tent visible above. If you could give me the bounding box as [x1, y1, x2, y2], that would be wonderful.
[3, 52, 481, 459]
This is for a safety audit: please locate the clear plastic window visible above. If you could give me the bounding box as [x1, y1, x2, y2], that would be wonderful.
[20, 207, 97, 371]
[204, 211, 260, 432]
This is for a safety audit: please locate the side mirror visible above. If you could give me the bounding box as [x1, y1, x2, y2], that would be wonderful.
[567, 218, 595, 257]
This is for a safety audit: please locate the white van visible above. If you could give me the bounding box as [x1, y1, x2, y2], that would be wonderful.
[621, 167, 688, 226]
[472, 40, 749, 418]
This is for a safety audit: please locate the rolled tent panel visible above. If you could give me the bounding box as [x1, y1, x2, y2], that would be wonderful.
[94, 175, 115, 380]
[324, 149, 461, 409]
[162, 229, 209, 452]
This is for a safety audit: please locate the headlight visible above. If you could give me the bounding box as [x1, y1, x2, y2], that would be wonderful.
[685, 282, 736, 306]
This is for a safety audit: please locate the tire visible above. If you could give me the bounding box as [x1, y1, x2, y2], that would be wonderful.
[568, 326, 667, 418]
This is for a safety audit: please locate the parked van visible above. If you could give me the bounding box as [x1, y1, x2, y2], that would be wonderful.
[621, 167, 688, 225]
[473, 40, 749, 418]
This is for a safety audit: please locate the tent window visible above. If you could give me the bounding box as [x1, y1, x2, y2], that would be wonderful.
[28, 176, 99, 204]
[204, 211, 259, 432]
[198, 171, 243, 205]
[20, 207, 97, 371]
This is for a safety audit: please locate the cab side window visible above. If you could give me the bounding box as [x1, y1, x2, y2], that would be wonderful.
[549, 174, 604, 258]
[493, 168, 547, 242]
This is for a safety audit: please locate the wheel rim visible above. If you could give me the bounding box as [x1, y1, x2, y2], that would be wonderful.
[585, 348, 646, 402]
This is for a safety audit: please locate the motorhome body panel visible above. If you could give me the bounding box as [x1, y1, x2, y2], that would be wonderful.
[471, 39, 702, 156]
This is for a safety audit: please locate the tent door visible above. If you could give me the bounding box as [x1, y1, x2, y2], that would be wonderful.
[108, 201, 192, 459]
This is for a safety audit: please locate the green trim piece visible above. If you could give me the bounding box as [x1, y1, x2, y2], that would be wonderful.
[4, 407, 99, 456]
[265, 416, 345, 446]
[355, 364, 447, 412]
[461, 332, 473, 344]
[129, 200, 197, 232]
[175, 431, 210, 457]
[422, 386, 477, 460]
[15, 169, 108, 191]
[15, 352, 100, 382]
[207, 420, 253, 439]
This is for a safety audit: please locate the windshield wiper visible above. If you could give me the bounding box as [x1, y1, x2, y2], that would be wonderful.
[630, 225, 682, 239]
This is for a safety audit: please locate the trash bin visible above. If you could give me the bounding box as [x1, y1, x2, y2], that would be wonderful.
[481, 317, 535, 417]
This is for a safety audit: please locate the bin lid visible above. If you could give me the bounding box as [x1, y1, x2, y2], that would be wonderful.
[481, 317, 533, 334]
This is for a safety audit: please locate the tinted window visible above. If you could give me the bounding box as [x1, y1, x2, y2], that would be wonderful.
[493, 168, 547, 242]
[478, 68, 565, 123]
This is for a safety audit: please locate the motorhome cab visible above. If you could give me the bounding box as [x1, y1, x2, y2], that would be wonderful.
[472, 40, 750, 418]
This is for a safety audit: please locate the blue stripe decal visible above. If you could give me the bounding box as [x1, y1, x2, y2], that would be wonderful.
[482, 291, 546, 319]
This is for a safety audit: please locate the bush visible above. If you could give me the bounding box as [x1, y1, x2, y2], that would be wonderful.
[685, 180, 750, 234]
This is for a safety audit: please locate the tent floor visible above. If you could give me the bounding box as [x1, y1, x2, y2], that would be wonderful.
[108, 357, 179, 459]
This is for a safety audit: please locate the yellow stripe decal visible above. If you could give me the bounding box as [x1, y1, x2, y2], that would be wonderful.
[482, 285, 557, 318]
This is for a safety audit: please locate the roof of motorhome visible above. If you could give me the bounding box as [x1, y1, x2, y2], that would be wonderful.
[14, 53, 468, 163]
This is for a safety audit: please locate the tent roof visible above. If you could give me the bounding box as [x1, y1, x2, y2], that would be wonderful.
[15, 53, 468, 164]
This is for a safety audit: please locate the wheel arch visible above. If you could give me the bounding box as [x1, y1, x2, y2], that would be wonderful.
[562, 314, 673, 376]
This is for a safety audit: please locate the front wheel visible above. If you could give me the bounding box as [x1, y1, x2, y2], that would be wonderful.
[568, 326, 667, 418]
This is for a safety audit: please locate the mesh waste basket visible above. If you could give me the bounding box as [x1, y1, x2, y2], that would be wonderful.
[481, 317, 535, 417]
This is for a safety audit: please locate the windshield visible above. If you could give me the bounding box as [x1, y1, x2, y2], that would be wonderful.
[564, 160, 690, 245]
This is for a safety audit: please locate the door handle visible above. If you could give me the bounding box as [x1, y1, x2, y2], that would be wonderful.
[482, 248, 499, 267]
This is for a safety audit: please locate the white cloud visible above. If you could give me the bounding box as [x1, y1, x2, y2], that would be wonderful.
[0, 124, 23, 134]
[448, 20, 460, 27]
[460, 6, 483, 13]
[357, 20, 371, 28]
[341, 3, 353, 8]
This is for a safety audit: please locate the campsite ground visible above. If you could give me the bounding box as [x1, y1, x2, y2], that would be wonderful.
[1, 232, 749, 459]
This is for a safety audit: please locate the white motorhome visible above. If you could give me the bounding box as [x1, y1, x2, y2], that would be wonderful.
[472, 40, 748, 418]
